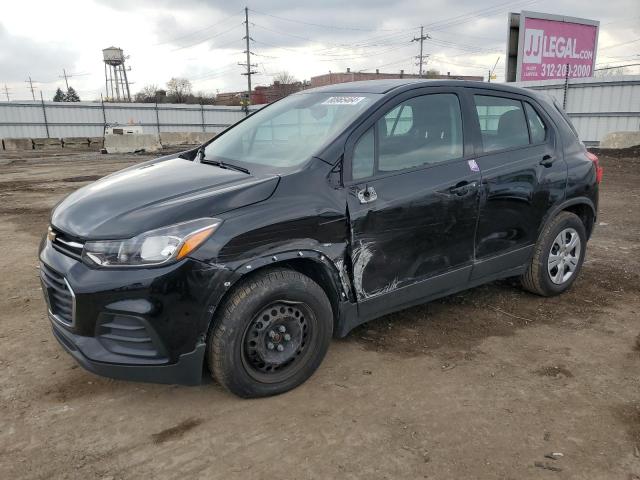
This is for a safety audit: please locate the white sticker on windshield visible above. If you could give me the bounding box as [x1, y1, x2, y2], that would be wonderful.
[321, 96, 366, 106]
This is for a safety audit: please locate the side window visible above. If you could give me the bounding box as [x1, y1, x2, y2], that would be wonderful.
[524, 102, 547, 143]
[474, 95, 529, 152]
[352, 127, 375, 180]
[377, 93, 463, 172]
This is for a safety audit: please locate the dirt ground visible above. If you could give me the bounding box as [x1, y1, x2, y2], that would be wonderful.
[0, 148, 638, 480]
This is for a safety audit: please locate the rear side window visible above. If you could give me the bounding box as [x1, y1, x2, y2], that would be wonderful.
[474, 95, 529, 152]
[524, 102, 547, 144]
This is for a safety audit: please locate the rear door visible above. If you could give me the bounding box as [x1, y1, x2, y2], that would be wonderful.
[465, 89, 566, 279]
[344, 88, 481, 319]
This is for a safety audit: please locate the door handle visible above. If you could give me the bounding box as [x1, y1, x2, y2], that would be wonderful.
[448, 181, 478, 196]
[357, 185, 377, 204]
[540, 154, 555, 167]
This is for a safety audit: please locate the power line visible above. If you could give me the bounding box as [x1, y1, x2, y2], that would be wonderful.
[25, 76, 36, 101]
[599, 37, 640, 51]
[594, 62, 640, 71]
[358, 55, 416, 73]
[170, 22, 241, 51]
[154, 9, 243, 46]
[429, 35, 499, 53]
[423, 0, 541, 32]
[62, 69, 69, 90]
[3, 84, 9, 101]
[412, 26, 430, 77]
[246, 2, 525, 64]
[239, 7, 258, 108]
[252, 21, 414, 55]
[249, 8, 408, 32]
[59, 69, 90, 90]
[317, 43, 414, 62]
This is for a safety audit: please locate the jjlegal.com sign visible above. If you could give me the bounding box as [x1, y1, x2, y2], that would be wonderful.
[520, 16, 598, 81]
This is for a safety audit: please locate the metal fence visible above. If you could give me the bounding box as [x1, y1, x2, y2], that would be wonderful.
[0, 101, 261, 139]
[1, 76, 638, 145]
[514, 75, 640, 146]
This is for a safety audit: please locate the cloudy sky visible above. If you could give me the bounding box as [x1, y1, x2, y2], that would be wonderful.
[1, 0, 638, 101]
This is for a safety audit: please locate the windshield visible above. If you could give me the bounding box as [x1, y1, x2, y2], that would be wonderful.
[204, 92, 381, 168]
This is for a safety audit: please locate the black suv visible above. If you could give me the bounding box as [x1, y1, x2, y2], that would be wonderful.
[40, 80, 602, 397]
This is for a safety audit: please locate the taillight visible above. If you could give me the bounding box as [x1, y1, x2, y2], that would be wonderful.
[585, 151, 603, 183]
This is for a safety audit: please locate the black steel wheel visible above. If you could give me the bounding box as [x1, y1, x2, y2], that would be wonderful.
[207, 268, 333, 398]
[242, 302, 314, 383]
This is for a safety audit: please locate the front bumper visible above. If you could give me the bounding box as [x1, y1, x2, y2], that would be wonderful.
[39, 237, 237, 385]
[51, 320, 206, 385]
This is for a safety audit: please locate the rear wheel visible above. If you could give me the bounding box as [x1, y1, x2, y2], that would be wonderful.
[207, 268, 333, 398]
[521, 211, 587, 296]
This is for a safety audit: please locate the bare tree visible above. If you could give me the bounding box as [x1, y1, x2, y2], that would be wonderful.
[134, 84, 160, 103]
[268, 71, 301, 101]
[166, 77, 193, 103]
[273, 71, 297, 85]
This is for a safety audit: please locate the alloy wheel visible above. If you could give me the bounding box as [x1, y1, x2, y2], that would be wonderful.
[547, 227, 581, 285]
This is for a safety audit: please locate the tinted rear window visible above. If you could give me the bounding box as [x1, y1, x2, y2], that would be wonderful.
[474, 95, 529, 152]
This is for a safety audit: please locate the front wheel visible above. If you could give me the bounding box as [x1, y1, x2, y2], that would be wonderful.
[521, 211, 587, 296]
[207, 268, 333, 398]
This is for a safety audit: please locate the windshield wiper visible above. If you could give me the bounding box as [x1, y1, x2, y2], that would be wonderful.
[195, 147, 250, 174]
[201, 158, 250, 174]
[202, 159, 250, 174]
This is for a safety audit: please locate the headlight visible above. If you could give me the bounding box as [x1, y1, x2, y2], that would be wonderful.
[82, 218, 222, 267]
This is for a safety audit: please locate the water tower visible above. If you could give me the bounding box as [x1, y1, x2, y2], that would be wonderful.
[103, 47, 131, 102]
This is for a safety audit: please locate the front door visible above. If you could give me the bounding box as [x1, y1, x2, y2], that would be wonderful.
[345, 90, 481, 319]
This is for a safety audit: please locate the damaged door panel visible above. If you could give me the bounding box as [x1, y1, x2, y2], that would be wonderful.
[344, 91, 481, 319]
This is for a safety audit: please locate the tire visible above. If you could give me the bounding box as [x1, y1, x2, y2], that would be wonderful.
[207, 268, 333, 398]
[521, 211, 587, 297]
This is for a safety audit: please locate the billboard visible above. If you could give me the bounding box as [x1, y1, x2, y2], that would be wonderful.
[506, 11, 599, 82]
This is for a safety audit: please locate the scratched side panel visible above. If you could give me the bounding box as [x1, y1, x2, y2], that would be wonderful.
[346, 160, 480, 301]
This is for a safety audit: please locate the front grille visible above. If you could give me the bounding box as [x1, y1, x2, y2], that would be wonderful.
[50, 227, 84, 260]
[97, 314, 165, 359]
[40, 263, 75, 327]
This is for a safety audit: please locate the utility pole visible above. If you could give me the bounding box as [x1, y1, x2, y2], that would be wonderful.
[26, 76, 36, 101]
[412, 26, 430, 77]
[239, 6, 258, 110]
[488, 56, 500, 83]
[61, 69, 70, 90]
[2, 84, 9, 101]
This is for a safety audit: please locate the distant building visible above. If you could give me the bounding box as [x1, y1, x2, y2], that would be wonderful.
[214, 91, 243, 106]
[214, 81, 307, 106]
[214, 69, 483, 106]
[310, 68, 483, 88]
[251, 81, 308, 104]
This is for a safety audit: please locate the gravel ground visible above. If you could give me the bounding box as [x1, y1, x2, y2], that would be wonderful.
[0, 148, 639, 480]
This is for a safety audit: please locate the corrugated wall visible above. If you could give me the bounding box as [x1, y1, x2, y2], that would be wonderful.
[0, 101, 260, 139]
[2, 78, 638, 145]
[514, 75, 640, 145]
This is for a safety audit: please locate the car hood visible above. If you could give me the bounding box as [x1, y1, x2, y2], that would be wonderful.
[51, 157, 279, 239]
